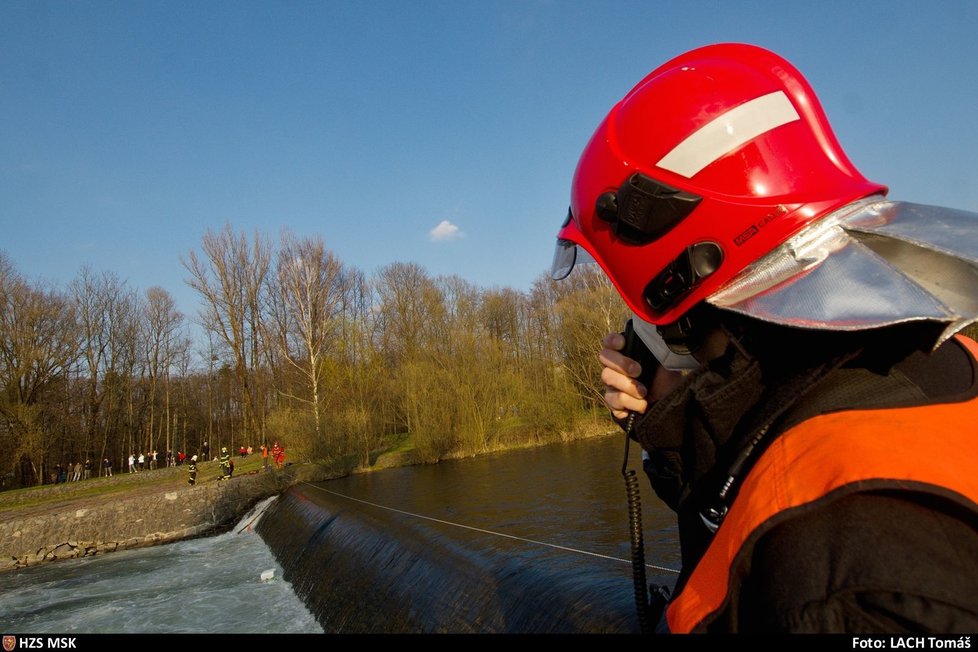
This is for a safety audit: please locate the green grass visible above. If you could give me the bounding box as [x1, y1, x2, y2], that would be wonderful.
[384, 433, 416, 455]
[0, 454, 270, 515]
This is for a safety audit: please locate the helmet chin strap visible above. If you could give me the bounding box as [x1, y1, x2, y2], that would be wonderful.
[657, 302, 721, 359]
[631, 312, 702, 371]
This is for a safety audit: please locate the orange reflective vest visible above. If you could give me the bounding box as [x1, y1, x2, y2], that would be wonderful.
[666, 336, 978, 633]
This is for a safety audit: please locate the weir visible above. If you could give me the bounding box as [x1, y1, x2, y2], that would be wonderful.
[256, 480, 649, 633]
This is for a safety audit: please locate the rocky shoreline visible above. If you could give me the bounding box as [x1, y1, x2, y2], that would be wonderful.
[0, 467, 297, 573]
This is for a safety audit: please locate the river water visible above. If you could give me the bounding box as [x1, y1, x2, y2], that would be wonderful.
[257, 433, 680, 633]
[1, 434, 680, 634]
[0, 498, 323, 634]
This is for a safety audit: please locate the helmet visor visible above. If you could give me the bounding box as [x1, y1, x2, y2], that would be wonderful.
[551, 239, 578, 280]
[551, 239, 598, 281]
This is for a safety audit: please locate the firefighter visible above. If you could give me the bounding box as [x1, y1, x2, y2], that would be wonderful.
[188, 455, 198, 486]
[219, 447, 232, 481]
[553, 43, 978, 633]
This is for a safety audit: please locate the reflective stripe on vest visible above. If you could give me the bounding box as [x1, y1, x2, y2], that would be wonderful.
[666, 335, 978, 633]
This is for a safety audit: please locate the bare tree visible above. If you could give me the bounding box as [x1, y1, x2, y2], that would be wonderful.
[0, 256, 80, 484]
[375, 263, 449, 445]
[480, 286, 529, 375]
[438, 277, 502, 451]
[70, 268, 140, 466]
[142, 286, 187, 459]
[327, 267, 387, 467]
[551, 265, 628, 410]
[374, 262, 446, 365]
[183, 224, 272, 447]
[266, 231, 346, 444]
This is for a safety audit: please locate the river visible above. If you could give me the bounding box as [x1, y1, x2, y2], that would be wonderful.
[0, 433, 680, 634]
[0, 497, 322, 633]
[257, 433, 680, 633]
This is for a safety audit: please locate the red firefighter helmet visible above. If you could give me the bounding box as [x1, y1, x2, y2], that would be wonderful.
[553, 43, 886, 326]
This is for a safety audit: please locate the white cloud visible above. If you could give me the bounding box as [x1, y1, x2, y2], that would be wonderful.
[429, 220, 463, 242]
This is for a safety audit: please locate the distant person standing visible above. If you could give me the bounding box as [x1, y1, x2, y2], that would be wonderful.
[188, 455, 198, 486]
[271, 441, 285, 469]
[128, 453, 136, 474]
[261, 443, 269, 470]
[201, 441, 210, 461]
[219, 447, 232, 481]
[83, 458, 92, 480]
[103, 457, 112, 477]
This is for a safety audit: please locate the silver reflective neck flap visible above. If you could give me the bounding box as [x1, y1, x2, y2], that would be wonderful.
[708, 197, 978, 347]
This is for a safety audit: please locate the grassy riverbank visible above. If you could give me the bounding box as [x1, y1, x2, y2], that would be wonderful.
[3, 415, 618, 518]
[0, 421, 619, 572]
[0, 454, 263, 518]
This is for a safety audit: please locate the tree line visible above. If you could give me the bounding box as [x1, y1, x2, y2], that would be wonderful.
[0, 225, 628, 488]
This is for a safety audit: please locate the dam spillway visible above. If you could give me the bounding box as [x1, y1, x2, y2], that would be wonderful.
[255, 437, 681, 633]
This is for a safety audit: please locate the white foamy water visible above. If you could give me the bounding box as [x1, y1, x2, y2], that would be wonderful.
[0, 497, 322, 634]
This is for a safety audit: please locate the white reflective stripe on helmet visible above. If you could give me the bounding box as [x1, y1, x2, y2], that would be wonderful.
[656, 91, 800, 179]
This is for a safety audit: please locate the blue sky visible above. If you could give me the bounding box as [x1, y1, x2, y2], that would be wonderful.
[3, 0, 978, 317]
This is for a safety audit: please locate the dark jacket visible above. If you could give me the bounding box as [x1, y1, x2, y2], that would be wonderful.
[635, 325, 978, 633]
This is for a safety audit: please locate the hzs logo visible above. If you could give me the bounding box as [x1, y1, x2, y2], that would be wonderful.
[1, 638, 76, 650]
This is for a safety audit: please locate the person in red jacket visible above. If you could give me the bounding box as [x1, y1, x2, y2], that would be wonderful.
[271, 441, 285, 469]
[552, 43, 978, 633]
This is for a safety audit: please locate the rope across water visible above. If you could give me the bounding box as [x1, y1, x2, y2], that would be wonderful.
[300, 481, 680, 574]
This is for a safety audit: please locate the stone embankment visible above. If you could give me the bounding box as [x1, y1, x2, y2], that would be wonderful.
[0, 468, 296, 572]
